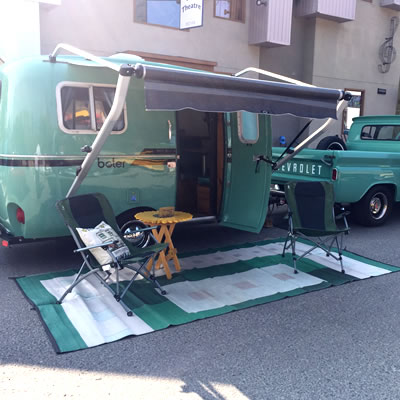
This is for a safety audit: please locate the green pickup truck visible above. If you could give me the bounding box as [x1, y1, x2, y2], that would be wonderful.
[271, 115, 400, 226]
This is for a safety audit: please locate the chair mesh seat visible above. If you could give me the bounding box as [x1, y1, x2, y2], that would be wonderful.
[282, 181, 350, 274]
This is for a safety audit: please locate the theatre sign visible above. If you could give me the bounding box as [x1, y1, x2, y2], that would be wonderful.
[180, 0, 203, 30]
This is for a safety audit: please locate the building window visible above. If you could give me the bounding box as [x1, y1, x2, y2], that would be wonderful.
[134, 0, 180, 29]
[56, 83, 127, 134]
[215, 0, 245, 22]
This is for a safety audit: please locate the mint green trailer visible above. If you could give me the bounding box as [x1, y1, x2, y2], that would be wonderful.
[0, 44, 344, 245]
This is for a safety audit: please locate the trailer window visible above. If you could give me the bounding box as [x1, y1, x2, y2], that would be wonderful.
[93, 87, 125, 131]
[361, 125, 400, 140]
[237, 112, 259, 144]
[62, 87, 91, 130]
[57, 83, 126, 134]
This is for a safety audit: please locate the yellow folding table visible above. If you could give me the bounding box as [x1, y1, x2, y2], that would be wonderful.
[134, 210, 193, 279]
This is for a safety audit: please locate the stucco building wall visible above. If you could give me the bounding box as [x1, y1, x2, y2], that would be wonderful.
[260, 0, 400, 146]
[39, 0, 259, 74]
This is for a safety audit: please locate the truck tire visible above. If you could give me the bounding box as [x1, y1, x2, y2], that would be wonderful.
[317, 136, 347, 150]
[352, 186, 393, 226]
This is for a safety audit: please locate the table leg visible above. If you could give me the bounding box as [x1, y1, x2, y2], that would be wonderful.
[152, 225, 173, 280]
[163, 224, 181, 272]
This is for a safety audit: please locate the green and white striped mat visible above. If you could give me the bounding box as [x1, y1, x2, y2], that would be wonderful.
[16, 238, 399, 353]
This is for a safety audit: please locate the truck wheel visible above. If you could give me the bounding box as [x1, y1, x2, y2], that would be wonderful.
[352, 186, 393, 226]
[316, 136, 347, 150]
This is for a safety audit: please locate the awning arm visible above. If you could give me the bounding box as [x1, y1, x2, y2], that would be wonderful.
[273, 99, 348, 171]
[49, 44, 136, 198]
[49, 43, 120, 72]
[235, 67, 316, 88]
[66, 69, 133, 198]
[235, 67, 351, 169]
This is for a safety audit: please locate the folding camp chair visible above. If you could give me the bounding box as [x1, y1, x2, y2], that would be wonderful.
[282, 181, 350, 274]
[56, 193, 168, 316]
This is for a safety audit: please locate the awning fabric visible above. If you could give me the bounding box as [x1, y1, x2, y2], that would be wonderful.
[138, 65, 344, 119]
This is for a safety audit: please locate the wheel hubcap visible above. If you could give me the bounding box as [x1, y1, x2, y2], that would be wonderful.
[369, 193, 388, 220]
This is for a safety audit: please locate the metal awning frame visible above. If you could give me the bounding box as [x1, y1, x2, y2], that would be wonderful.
[49, 44, 349, 197]
[235, 67, 349, 169]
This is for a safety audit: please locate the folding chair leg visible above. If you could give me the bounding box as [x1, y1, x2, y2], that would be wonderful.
[282, 234, 289, 258]
[115, 297, 133, 317]
[57, 268, 103, 304]
[119, 256, 167, 303]
[148, 274, 167, 295]
[146, 254, 167, 295]
[290, 235, 298, 274]
[335, 236, 345, 274]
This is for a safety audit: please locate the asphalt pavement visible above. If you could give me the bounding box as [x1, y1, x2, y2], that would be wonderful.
[1, 205, 400, 399]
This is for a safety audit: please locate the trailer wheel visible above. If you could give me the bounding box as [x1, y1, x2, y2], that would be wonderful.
[317, 136, 347, 150]
[117, 208, 154, 248]
[352, 186, 393, 226]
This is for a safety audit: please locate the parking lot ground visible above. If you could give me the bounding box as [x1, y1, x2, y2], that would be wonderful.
[1, 205, 400, 399]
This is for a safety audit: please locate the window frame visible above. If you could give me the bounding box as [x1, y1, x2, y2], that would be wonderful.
[56, 81, 128, 135]
[214, 0, 246, 23]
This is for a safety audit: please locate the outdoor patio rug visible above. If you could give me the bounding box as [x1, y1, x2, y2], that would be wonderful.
[15, 238, 400, 353]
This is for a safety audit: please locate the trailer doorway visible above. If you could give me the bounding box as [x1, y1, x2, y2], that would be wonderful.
[176, 110, 225, 217]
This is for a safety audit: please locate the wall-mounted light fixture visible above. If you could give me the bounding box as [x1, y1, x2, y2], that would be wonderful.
[256, 0, 268, 6]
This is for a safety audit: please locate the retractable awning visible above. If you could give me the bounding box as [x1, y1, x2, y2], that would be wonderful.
[50, 43, 349, 198]
[136, 64, 346, 119]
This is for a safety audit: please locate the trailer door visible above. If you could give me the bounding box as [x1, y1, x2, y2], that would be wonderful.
[219, 112, 272, 233]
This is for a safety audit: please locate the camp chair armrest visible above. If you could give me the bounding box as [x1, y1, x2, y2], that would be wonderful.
[73, 239, 119, 253]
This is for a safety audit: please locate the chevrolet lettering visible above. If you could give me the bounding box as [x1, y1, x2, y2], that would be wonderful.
[279, 162, 323, 176]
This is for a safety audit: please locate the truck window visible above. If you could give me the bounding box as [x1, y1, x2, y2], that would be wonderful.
[57, 83, 126, 134]
[361, 125, 400, 141]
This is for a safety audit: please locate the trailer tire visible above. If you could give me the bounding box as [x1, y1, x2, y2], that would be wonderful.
[117, 208, 154, 248]
[351, 185, 393, 227]
[317, 136, 347, 151]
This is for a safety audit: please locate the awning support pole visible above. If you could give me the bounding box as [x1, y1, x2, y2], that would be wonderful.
[48, 44, 138, 198]
[49, 43, 120, 72]
[273, 99, 347, 171]
[66, 68, 133, 198]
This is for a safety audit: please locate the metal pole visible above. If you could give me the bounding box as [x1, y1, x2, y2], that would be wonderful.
[66, 70, 133, 197]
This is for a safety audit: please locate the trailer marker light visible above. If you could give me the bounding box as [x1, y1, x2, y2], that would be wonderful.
[332, 168, 338, 181]
[16, 207, 25, 224]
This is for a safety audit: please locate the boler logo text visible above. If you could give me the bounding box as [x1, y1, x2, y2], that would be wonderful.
[97, 158, 126, 168]
[280, 162, 322, 176]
